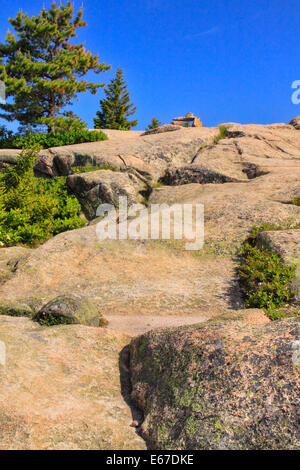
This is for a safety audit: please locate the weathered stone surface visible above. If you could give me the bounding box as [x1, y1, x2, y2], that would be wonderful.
[289, 116, 300, 130]
[150, 173, 300, 250]
[0, 228, 242, 320]
[0, 247, 32, 285]
[130, 317, 300, 450]
[34, 150, 58, 177]
[1, 121, 300, 325]
[33, 127, 219, 180]
[104, 308, 269, 336]
[34, 294, 104, 327]
[1, 119, 299, 450]
[171, 120, 185, 127]
[257, 230, 300, 303]
[0, 316, 146, 449]
[0, 300, 34, 318]
[141, 124, 182, 136]
[67, 169, 145, 220]
[0, 149, 21, 164]
[144, 121, 300, 249]
[173, 113, 196, 121]
[161, 164, 243, 185]
[155, 120, 300, 187]
[189, 122, 300, 183]
[1, 121, 300, 319]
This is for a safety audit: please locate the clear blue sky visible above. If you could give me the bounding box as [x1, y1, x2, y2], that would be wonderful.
[0, 0, 299, 131]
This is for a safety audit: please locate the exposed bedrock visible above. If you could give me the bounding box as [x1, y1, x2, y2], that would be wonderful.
[130, 317, 300, 450]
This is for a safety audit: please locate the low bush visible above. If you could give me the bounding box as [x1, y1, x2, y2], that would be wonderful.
[292, 196, 300, 206]
[34, 312, 75, 327]
[213, 125, 228, 144]
[0, 148, 86, 247]
[146, 117, 162, 130]
[238, 225, 296, 317]
[0, 129, 107, 150]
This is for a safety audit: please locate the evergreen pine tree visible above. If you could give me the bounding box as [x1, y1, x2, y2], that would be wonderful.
[146, 117, 161, 130]
[0, 1, 110, 133]
[94, 68, 137, 130]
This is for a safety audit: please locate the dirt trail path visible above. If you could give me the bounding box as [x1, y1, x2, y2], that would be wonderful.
[105, 313, 210, 336]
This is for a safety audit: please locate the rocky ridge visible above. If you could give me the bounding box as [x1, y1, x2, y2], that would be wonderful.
[0, 118, 299, 449]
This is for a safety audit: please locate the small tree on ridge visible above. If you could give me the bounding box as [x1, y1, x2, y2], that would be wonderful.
[146, 117, 161, 130]
[94, 68, 137, 130]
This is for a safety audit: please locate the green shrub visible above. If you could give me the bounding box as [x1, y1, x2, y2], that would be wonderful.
[238, 225, 296, 315]
[213, 125, 228, 144]
[292, 196, 300, 206]
[146, 117, 162, 130]
[0, 129, 107, 150]
[0, 148, 86, 247]
[245, 222, 292, 245]
[265, 308, 287, 321]
[34, 312, 75, 327]
[152, 181, 163, 189]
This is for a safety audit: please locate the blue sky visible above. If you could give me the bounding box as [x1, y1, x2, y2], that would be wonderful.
[0, 0, 299, 131]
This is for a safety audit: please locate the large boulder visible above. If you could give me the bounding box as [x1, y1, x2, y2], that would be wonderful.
[289, 116, 300, 130]
[0, 316, 146, 449]
[34, 294, 105, 327]
[130, 317, 300, 450]
[161, 164, 243, 185]
[35, 149, 154, 182]
[33, 127, 219, 180]
[141, 124, 182, 136]
[66, 169, 146, 220]
[0, 149, 21, 165]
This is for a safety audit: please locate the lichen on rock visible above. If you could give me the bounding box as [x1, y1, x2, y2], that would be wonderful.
[34, 294, 106, 327]
[130, 317, 300, 450]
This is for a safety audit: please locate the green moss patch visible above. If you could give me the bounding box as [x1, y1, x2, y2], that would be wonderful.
[292, 196, 300, 206]
[33, 294, 105, 327]
[0, 304, 34, 317]
[72, 165, 119, 174]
